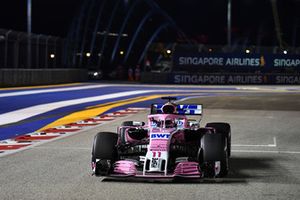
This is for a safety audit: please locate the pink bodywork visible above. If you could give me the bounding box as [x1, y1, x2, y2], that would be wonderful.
[174, 161, 201, 176]
[112, 114, 203, 178]
[117, 114, 189, 144]
[113, 160, 137, 175]
[147, 114, 188, 151]
[113, 160, 201, 178]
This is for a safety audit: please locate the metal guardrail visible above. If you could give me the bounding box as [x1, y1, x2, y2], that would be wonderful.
[0, 29, 66, 69]
[0, 68, 87, 87]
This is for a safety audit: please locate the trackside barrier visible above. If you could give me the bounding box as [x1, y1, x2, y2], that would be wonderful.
[141, 72, 300, 85]
[0, 68, 87, 87]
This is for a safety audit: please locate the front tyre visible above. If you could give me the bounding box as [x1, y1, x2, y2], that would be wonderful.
[200, 133, 229, 177]
[91, 132, 118, 176]
[218, 149, 229, 177]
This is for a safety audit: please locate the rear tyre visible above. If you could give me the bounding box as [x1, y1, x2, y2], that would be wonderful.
[121, 121, 134, 126]
[206, 122, 231, 157]
[200, 133, 229, 177]
[121, 121, 145, 126]
[118, 127, 127, 144]
[92, 132, 118, 176]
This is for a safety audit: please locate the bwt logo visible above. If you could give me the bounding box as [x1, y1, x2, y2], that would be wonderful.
[151, 133, 170, 139]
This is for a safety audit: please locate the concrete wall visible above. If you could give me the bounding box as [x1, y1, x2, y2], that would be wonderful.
[0, 68, 88, 87]
[140, 72, 170, 84]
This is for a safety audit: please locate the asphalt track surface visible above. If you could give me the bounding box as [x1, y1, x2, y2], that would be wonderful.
[1, 86, 300, 200]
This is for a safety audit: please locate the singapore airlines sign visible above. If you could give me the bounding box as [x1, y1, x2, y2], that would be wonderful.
[178, 56, 266, 67]
[174, 52, 299, 68]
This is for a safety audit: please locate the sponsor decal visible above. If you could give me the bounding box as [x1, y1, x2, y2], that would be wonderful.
[178, 56, 262, 67]
[177, 105, 197, 109]
[152, 151, 162, 157]
[174, 52, 300, 69]
[150, 121, 158, 127]
[151, 133, 170, 139]
[173, 74, 264, 84]
[151, 158, 159, 168]
[275, 75, 300, 84]
[179, 56, 224, 66]
[150, 148, 167, 151]
[168, 74, 300, 85]
[176, 120, 184, 127]
[260, 56, 266, 67]
[176, 54, 266, 68]
[177, 104, 201, 115]
[274, 59, 300, 67]
[150, 137, 168, 151]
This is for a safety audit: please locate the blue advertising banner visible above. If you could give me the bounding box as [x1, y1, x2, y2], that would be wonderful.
[169, 73, 300, 85]
[173, 52, 300, 70]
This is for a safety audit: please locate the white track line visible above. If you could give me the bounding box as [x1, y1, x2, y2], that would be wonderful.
[232, 137, 277, 147]
[0, 88, 259, 126]
[2, 85, 299, 98]
[0, 90, 154, 126]
[0, 84, 110, 98]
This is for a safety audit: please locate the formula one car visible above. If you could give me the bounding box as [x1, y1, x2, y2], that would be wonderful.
[91, 97, 231, 179]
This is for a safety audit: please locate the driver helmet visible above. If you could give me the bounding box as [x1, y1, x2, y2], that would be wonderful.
[165, 119, 176, 128]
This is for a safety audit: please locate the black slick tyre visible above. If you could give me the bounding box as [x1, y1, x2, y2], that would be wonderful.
[92, 132, 118, 176]
[121, 121, 134, 126]
[200, 133, 229, 177]
[206, 122, 231, 157]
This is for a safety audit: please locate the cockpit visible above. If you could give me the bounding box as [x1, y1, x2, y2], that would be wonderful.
[149, 116, 186, 129]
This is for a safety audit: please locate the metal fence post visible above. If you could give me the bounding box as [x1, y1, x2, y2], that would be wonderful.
[227, 0, 232, 47]
[61, 39, 66, 67]
[27, 0, 32, 68]
[36, 34, 42, 67]
[54, 37, 58, 67]
[14, 33, 23, 68]
[4, 30, 12, 68]
[45, 36, 51, 68]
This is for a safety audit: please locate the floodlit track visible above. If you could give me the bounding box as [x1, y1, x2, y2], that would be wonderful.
[0, 84, 300, 200]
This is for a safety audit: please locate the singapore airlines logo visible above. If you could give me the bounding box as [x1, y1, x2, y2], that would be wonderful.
[260, 56, 265, 67]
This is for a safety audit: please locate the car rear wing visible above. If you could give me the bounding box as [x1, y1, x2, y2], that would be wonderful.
[151, 104, 202, 115]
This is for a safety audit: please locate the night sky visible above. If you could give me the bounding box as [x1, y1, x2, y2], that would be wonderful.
[0, 0, 83, 36]
[0, 0, 299, 45]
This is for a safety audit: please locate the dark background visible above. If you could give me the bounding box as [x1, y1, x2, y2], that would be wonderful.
[0, 0, 299, 45]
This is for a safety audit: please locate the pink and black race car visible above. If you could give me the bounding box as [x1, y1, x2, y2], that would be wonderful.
[91, 97, 231, 179]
